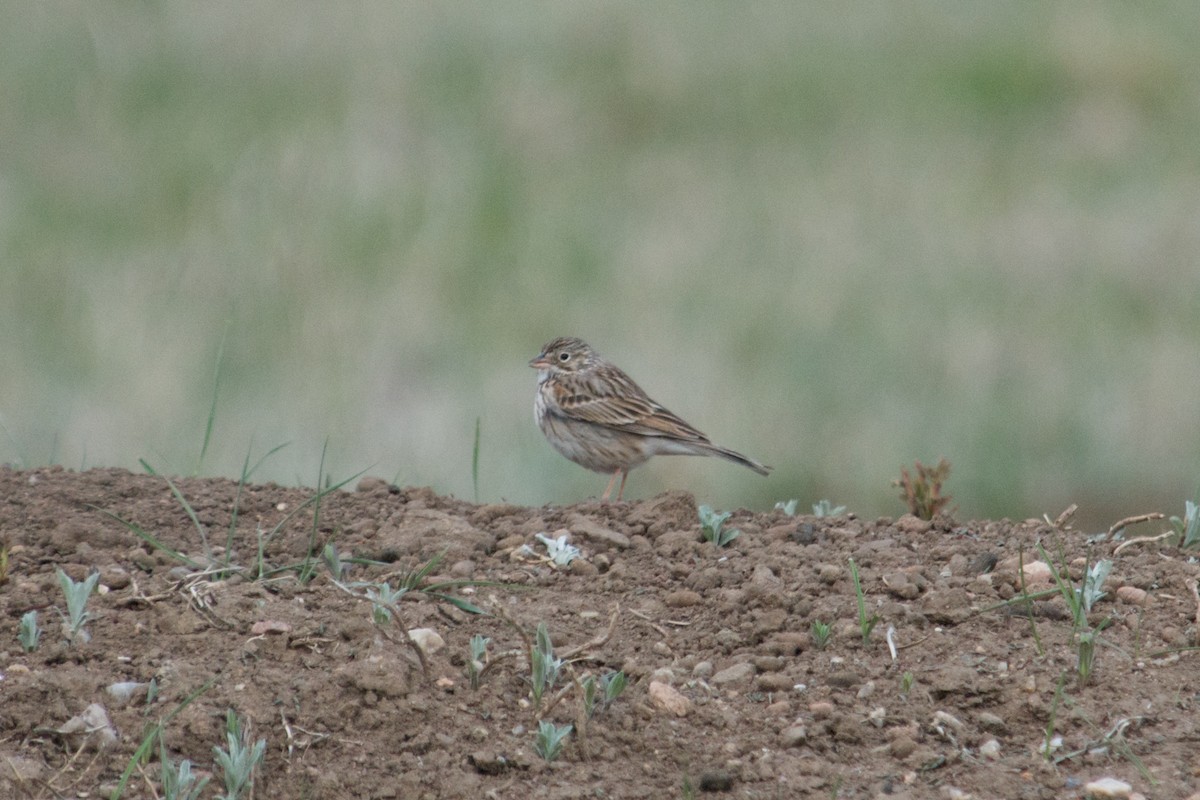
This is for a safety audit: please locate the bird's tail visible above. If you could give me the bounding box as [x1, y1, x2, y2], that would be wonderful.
[709, 445, 772, 476]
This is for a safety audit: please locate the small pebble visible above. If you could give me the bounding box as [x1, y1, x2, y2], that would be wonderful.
[1083, 777, 1132, 798]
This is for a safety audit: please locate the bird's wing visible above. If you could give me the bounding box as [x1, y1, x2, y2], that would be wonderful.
[550, 370, 710, 442]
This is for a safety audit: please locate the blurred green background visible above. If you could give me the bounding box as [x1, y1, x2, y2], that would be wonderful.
[2, 2, 1197, 528]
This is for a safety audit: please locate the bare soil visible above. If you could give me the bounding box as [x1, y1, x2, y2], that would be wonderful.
[1, 466, 1197, 799]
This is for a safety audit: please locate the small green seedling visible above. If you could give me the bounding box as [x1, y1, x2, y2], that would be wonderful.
[698, 505, 741, 547]
[160, 743, 209, 800]
[321, 543, 345, 581]
[56, 568, 100, 644]
[213, 709, 266, 800]
[899, 671, 914, 697]
[18, 610, 41, 652]
[583, 670, 627, 717]
[1170, 500, 1200, 548]
[848, 558, 879, 644]
[811, 499, 847, 517]
[810, 620, 831, 650]
[530, 623, 563, 709]
[774, 499, 799, 515]
[467, 634, 490, 690]
[534, 720, 572, 762]
[364, 581, 406, 625]
[1081, 559, 1112, 614]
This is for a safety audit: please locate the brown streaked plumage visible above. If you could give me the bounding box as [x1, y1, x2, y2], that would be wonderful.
[529, 336, 771, 500]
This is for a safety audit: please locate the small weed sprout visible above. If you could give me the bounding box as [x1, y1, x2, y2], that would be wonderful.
[582, 674, 597, 717]
[893, 458, 952, 520]
[774, 499, 799, 515]
[812, 499, 847, 517]
[56, 568, 100, 644]
[160, 752, 210, 800]
[1081, 559, 1112, 613]
[848, 558, 879, 644]
[698, 505, 741, 547]
[601, 670, 627, 706]
[535, 532, 581, 566]
[529, 623, 563, 709]
[18, 610, 41, 652]
[1076, 628, 1097, 687]
[1169, 500, 1200, 548]
[584, 671, 627, 717]
[213, 710, 266, 800]
[810, 620, 832, 650]
[321, 543, 345, 581]
[467, 634, 490, 690]
[899, 671, 914, 697]
[364, 581, 406, 625]
[534, 720, 572, 762]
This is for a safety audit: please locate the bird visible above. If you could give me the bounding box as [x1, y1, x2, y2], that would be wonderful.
[529, 336, 771, 501]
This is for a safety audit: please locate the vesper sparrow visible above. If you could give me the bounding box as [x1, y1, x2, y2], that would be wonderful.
[530, 336, 771, 501]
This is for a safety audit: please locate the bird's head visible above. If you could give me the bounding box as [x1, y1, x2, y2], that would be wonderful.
[529, 337, 596, 376]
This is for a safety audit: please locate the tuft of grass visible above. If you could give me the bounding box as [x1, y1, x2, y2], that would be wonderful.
[847, 558, 879, 644]
[810, 620, 831, 650]
[56, 568, 100, 645]
[774, 499, 799, 515]
[698, 505, 741, 547]
[529, 622, 564, 710]
[1169, 499, 1200, 548]
[899, 671, 914, 697]
[893, 458, 952, 520]
[213, 709, 267, 800]
[533, 719, 572, 762]
[18, 610, 41, 652]
[811, 499, 847, 517]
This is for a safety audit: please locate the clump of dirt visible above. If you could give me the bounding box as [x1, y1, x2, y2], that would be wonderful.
[1, 466, 1197, 799]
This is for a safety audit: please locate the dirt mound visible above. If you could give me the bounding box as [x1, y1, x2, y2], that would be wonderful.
[0, 466, 1194, 798]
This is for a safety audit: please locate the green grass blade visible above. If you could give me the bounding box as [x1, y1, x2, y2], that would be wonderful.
[196, 326, 228, 475]
[472, 416, 481, 503]
[92, 507, 202, 569]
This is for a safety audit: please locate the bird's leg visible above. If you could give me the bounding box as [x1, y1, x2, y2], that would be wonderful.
[616, 470, 629, 501]
[601, 468, 621, 501]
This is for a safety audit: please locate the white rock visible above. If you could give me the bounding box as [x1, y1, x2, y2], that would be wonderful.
[648, 681, 692, 717]
[711, 662, 756, 684]
[1084, 777, 1132, 798]
[407, 628, 445, 655]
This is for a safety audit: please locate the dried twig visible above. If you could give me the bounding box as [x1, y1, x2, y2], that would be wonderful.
[1108, 512, 1165, 538]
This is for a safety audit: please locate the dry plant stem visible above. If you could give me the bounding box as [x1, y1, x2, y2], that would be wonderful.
[1107, 512, 1165, 537]
[558, 605, 620, 660]
[535, 682, 576, 721]
[1045, 504, 1078, 530]
[1113, 530, 1175, 555]
[1188, 579, 1200, 625]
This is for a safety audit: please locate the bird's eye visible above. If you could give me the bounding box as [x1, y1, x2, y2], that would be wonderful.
[558, 352, 570, 362]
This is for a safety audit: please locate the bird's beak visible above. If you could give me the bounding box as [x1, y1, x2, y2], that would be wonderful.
[529, 354, 552, 369]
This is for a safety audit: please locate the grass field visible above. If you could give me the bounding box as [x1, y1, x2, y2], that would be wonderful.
[1, 2, 1197, 527]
